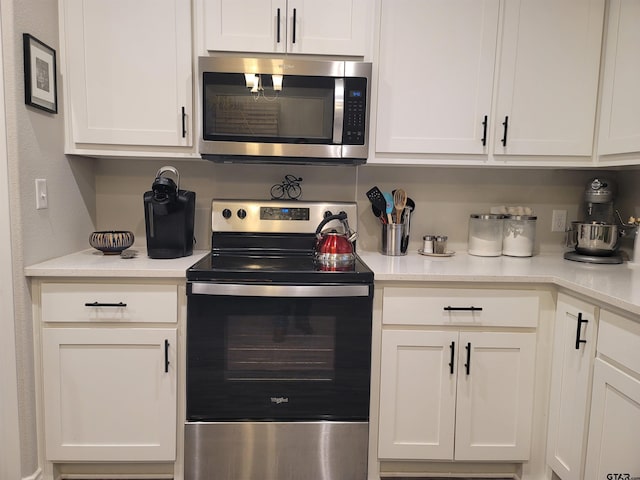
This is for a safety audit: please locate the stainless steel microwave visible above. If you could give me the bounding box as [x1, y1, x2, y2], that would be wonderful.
[198, 56, 371, 165]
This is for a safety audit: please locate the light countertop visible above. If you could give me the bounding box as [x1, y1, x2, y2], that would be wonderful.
[358, 250, 640, 317]
[24, 248, 209, 278]
[24, 248, 640, 317]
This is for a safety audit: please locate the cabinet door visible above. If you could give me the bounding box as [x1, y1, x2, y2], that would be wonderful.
[204, 0, 287, 53]
[597, 0, 640, 156]
[584, 359, 640, 480]
[494, 0, 604, 156]
[62, 0, 192, 147]
[42, 328, 177, 461]
[286, 0, 367, 55]
[454, 331, 536, 461]
[378, 330, 457, 460]
[375, 0, 499, 155]
[546, 294, 597, 480]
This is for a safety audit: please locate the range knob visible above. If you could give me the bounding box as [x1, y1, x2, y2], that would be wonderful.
[222, 208, 232, 219]
[237, 209, 247, 219]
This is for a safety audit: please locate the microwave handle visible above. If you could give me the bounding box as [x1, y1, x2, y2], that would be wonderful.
[333, 78, 345, 144]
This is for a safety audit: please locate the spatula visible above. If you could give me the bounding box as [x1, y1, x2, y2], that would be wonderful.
[383, 192, 394, 224]
[366, 186, 388, 222]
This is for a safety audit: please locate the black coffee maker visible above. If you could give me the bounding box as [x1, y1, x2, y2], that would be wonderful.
[144, 166, 195, 259]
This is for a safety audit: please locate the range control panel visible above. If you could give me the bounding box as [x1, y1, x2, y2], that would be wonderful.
[211, 200, 358, 234]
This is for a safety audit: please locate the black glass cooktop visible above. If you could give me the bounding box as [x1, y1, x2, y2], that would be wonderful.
[187, 252, 373, 284]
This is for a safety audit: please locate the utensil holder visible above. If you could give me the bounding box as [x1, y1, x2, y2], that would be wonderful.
[381, 223, 409, 256]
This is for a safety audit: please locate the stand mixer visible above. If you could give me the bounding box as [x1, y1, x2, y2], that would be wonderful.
[565, 178, 624, 264]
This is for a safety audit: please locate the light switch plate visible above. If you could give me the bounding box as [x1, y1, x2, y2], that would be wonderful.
[35, 179, 48, 209]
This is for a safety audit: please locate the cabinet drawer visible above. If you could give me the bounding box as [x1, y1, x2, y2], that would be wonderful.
[41, 283, 178, 323]
[598, 309, 640, 375]
[382, 287, 539, 327]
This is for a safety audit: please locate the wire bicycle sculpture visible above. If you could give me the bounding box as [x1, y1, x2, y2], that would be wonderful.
[270, 175, 303, 200]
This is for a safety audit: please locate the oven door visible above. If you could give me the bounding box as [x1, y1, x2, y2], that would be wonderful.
[186, 282, 372, 422]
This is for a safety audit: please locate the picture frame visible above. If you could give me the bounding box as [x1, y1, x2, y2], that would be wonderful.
[23, 33, 57, 114]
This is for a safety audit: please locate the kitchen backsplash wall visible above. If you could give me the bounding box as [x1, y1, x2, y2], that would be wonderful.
[96, 158, 621, 256]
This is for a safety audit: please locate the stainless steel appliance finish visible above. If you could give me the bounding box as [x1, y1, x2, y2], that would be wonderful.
[565, 178, 624, 264]
[184, 421, 368, 480]
[198, 56, 372, 164]
[211, 199, 358, 234]
[569, 221, 620, 256]
[185, 200, 373, 480]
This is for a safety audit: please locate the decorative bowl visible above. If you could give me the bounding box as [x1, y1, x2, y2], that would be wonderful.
[89, 230, 135, 255]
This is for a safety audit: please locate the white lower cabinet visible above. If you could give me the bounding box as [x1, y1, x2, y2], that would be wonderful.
[35, 280, 180, 465]
[584, 309, 640, 479]
[378, 287, 538, 462]
[546, 293, 598, 480]
[42, 328, 177, 461]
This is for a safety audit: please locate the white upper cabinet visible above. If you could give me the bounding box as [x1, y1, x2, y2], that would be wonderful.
[376, 0, 499, 156]
[494, 0, 604, 157]
[374, 0, 604, 163]
[60, 0, 193, 151]
[203, 0, 368, 56]
[597, 0, 640, 157]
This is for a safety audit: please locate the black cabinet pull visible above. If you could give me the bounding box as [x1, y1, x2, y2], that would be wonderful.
[464, 342, 471, 375]
[481, 115, 488, 146]
[164, 339, 170, 373]
[575, 312, 588, 350]
[444, 306, 483, 312]
[181, 106, 186, 138]
[449, 341, 455, 374]
[292, 8, 297, 44]
[84, 301, 127, 307]
[276, 8, 281, 43]
[501, 116, 509, 146]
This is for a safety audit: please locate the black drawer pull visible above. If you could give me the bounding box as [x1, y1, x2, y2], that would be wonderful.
[444, 306, 483, 312]
[84, 301, 127, 308]
[164, 339, 170, 373]
[465, 342, 471, 375]
[449, 341, 455, 374]
[276, 8, 281, 43]
[575, 312, 588, 350]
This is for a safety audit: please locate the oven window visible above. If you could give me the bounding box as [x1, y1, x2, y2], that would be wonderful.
[226, 315, 335, 381]
[202, 73, 335, 143]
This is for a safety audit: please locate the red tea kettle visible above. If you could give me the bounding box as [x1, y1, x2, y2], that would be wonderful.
[314, 212, 358, 271]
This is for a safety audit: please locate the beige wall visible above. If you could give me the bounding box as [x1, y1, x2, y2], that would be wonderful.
[95, 159, 621, 256]
[2, 0, 96, 475]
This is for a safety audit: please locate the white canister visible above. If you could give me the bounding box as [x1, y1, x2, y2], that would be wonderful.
[502, 215, 537, 257]
[468, 214, 506, 257]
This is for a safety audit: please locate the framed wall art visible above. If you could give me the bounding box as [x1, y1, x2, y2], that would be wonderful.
[23, 33, 57, 113]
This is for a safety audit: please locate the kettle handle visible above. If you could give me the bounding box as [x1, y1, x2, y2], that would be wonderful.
[315, 212, 348, 237]
[155, 166, 180, 191]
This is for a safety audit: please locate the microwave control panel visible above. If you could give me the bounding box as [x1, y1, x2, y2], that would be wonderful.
[343, 77, 368, 145]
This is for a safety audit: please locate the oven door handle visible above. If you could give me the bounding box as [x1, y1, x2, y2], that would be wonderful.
[189, 282, 370, 298]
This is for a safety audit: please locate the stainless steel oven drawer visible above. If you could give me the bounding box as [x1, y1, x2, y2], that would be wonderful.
[184, 421, 368, 480]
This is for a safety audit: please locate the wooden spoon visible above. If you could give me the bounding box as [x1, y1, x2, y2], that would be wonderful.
[393, 189, 407, 224]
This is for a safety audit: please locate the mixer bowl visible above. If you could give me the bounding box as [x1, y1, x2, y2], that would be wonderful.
[569, 221, 620, 256]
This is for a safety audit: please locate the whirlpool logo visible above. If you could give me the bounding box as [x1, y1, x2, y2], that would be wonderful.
[270, 396, 289, 404]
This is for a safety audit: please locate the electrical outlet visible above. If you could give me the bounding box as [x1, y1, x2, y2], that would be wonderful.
[551, 209, 567, 232]
[35, 179, 48, 210]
